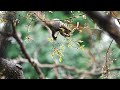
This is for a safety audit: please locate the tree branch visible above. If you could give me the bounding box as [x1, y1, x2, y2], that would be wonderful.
[13, 57, 120, 78]
[84, 11, 120, 47]
[0, 11, 24, 79]
[11, 20, 45, 79]
[0, 58, 24, 79]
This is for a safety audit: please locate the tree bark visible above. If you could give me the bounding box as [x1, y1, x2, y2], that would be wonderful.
[0, 11, 24, 79]
[84, 11, 120, 47]
[0, 58, 24, 79]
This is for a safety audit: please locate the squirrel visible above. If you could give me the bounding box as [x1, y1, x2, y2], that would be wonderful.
[32, 11, 71, 40]
[45, 19, 71, 40]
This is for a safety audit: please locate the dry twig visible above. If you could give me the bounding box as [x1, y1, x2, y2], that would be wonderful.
[11, 20, 45, 79]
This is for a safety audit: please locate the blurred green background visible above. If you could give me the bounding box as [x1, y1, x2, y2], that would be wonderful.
[4, 11, 120, 79]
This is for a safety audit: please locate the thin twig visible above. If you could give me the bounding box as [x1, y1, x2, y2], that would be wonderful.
[53, 68, 59, 79]
[13, 57, 85, 74]
[11, 20, 45, 79]
[103, 39, 113, 78]
[106, 40, 113, 62]
[13, 57, 120, 78]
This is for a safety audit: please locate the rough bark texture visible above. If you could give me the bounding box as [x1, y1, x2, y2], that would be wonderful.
[84, 11, 120, 47]
[0, 58, 24, 79]
[0, 11, 24, 79]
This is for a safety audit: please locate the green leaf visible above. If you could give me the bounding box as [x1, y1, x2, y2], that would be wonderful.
[59, 57, 63, 62]
[48, 38, 53, 43]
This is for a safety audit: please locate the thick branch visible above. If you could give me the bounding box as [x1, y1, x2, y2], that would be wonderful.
[0, 58, 24, 79]
[84, 11, 120, 47]
[0, 11, 24, 79]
